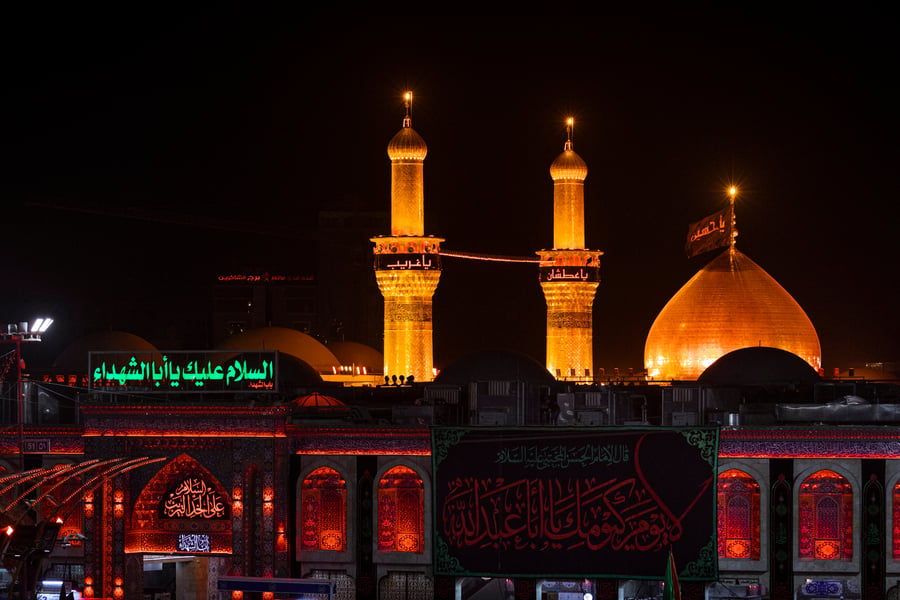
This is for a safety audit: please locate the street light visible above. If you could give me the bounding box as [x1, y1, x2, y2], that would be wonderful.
[0, 318, 54, 473]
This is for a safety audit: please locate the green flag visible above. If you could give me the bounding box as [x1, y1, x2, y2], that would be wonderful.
[664, 549, 682, 600]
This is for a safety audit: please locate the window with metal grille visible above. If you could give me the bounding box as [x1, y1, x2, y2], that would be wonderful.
[377, 465, 424, 553]
[798, 469, 852, 561]
[300, 467, 346, 552]
[717, 469, 760, 560]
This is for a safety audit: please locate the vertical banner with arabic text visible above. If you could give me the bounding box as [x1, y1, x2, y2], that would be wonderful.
[432, 427, 719, 580]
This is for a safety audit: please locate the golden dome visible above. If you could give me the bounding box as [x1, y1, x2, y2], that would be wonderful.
[644, 247, 821, 381]
[215, 326, 340, 373]
[550, 149, 588, 181]
[387, 125, 427, 161]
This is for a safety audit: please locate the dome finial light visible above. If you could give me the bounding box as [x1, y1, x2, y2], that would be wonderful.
[565, 117, 574, 152]
[403, 91, 413, 128]
[728, 185, 739, 250]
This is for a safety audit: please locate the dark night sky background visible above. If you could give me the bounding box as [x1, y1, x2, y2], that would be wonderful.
[2, 11, 898, 373]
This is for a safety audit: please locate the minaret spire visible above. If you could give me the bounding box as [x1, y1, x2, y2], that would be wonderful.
[728, 185, 738, 250]
[403, 91, 412, 128]
[565, 117, 574, 151]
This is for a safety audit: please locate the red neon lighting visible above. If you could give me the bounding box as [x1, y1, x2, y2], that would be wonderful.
[299, 449, 431, 456]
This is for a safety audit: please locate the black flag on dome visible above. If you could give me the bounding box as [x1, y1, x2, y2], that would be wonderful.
[685, 206, 732, 258]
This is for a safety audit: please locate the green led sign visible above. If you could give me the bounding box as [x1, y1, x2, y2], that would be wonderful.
[89, 350, 278, 393]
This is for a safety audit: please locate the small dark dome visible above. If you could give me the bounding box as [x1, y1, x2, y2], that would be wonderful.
[435, 350, 555, 386]
[698, 346, 821, 386]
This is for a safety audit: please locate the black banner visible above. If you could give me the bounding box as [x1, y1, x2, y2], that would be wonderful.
[539, 265, 600, 283]
[685, 206, 732, 258]
[432, 427, 719, 579]
[374, 253, 441, 270]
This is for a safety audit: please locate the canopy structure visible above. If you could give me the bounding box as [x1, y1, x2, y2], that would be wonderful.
[292, 392, 348, 412]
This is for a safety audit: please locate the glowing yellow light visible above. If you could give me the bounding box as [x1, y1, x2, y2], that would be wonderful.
[729, 186, 737, 197]
[566, 117, 574, 126]
[404, 91, 412, 102]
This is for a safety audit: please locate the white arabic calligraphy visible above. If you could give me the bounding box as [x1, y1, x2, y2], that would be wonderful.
[163, 478, 226, 519]
[177, 533, 211, 553]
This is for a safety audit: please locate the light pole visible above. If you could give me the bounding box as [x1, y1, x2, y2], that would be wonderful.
[1, 318, 53, 473]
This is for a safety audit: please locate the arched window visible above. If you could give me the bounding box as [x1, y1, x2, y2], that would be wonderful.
[301, 466, 346, 552]
[717, 469, 760, 559]
[798, 469, 852, 561]
[378, 465, 424, 553]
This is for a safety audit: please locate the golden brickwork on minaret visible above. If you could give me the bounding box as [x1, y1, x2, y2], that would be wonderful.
[390, 160, 425, 236]
[375, 269, 441, 381]
[552, 179, 586, 249]
[541, 278, 599, 379]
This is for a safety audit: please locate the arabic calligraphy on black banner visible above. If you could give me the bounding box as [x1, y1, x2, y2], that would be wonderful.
[375, 253, 441, 270]
[432, 427, 718, 579]
[684, 205, 733, 258]
[539, 266, 600, 283]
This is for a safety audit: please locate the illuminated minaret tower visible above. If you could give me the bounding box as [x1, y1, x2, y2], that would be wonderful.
[537, 118, 603, 381]
[371, 92, 444, 382]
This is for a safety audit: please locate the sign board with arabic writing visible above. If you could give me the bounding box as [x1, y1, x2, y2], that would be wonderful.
[374, 253, 441, 270]
[539, 266, 600, 283]
[177, 533, 212, 553]
[431, 427, 719, 580]
[89, 350, 277, 393]
[160, 476, 229, 520]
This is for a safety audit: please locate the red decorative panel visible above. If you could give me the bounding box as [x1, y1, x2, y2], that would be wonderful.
[125, 453, 233, 553]
[892, 484, 900, 559]
[717, 469, 760, 560]
[300, 467, 346, 552]
[377, 465, 423, 554]
[798, 470, 853, 561]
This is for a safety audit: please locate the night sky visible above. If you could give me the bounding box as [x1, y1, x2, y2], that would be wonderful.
[2, 11, 898, 373]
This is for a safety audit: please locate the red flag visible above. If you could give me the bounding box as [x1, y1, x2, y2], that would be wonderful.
[663, 549, 682, 600]
[685, 205, 732, 258]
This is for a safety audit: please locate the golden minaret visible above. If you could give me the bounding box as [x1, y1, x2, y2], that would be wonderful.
[371, 92, 444, 382]
[538, 118, 603, 381]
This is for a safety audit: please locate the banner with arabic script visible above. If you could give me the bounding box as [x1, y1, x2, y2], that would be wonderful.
[160, 476, 230, 520]
[89, 350, 277, 393]
[684, 205, 732, 258]
[432, 427, 719, 580]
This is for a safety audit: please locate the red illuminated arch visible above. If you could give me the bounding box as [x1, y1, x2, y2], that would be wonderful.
[798, 469, 852, 561]
[717, 469, 760, 560]
[377, 465, 424, 553]
[300, 466, 347, 552]
[126, 453, 232, 553]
